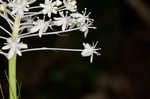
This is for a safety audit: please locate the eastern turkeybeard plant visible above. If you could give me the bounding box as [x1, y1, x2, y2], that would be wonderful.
[0, 0, 101, 98]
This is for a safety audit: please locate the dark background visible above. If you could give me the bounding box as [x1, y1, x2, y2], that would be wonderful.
[1, 0, 150, 99]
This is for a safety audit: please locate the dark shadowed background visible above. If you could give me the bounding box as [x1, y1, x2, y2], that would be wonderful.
[1, 0, 150, 99]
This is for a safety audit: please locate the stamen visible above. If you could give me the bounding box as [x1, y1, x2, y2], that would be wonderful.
[89, 26, 96, 29]
[87, 12, 91, 16]
[83, 8, 87, 15]
[94, 41, 99, 47]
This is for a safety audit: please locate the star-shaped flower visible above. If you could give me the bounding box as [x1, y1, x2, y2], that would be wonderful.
[55, 0, 62, 6]
[30, 18, 50, 37]
[40, 0, 58, 17]
[21, 16, 34, 31]
[79, 22, 96, 38]
[81, 42, 101, 63]
[63, 0, 77, 12]
[2, 38, 28, 59]
[70, 8, 93, 26]
[53, 11, 71, 31]
[8, 0, 30, 16]
[79, 23, 89, 38]
[70, 9, 96, 38]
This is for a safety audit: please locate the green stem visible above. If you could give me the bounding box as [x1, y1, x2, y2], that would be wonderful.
[9, 54, 17, 99]
[8, 13, 20, 99]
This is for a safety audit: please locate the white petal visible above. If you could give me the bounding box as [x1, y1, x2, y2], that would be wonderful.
[2, 45, 11, 50]
[84, 30, 88, 38]
[55, 0, 62, 6]
[54, 17, 62, 21]
[42, 25, 48, 32]
[83, 43, 86, 47]
[52, 8, 57, 14]
[62, 23, 67, 31]
[81, 49, 88, 57]
[59, 11, 64, 17]
[7, 38, 12, 43]
[18, 43, 28, 49]
[40, 4, 45, 8]
[11, 9, 17, 15]
[42, 9, 48, 14]
[48, 13, 52, 18]
[39, 29, 43, 37]
[84, 43, 91, 49]
[71, 13, 82, 18]
[90, 55, 93, 63]
[16, 38, 21, 43]
[53, 20, 63, 26]
[30, 26, 40, 33]
[16, 48, 22, 56]
[81, 49, 91, 57]
[8, 48, 15, 59]
[24, 8, 29, 11]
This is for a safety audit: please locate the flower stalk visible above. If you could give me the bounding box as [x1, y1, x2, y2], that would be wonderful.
[9, 54, 17, 99]
[9, 13, 21, 99]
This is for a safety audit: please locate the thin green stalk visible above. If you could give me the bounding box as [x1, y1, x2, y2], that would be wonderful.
[9, 54, 17, 99]
[9, 13, 20, 99]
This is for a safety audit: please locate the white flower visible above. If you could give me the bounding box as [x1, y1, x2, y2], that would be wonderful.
[21, 16, 34, 31]
[79, 23, 89, 38]
[63, 0, 77, 12]
[71, 9, 96, 38]
[81, 42, 101, 63]
[22, 16, 34, 26]
[8, 0, 30, 16]
[2, 38, 28, 59]
[40, 0, 58, 17]
[55, 0, 62, 6]
[70, 8, 92, 26]
[30, 18, 50, 37]
[53, 11, 71, 31]
[79, 22, 96, 38]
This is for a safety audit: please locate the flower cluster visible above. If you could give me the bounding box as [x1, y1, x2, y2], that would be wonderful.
[2, 38, 27, 59]
[0, 0, 100, 63]
[81, 42, 101, 63]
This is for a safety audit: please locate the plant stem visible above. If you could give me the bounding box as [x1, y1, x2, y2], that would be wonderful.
[9, 54, 17, 99]
[9, 13, 20, 99]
